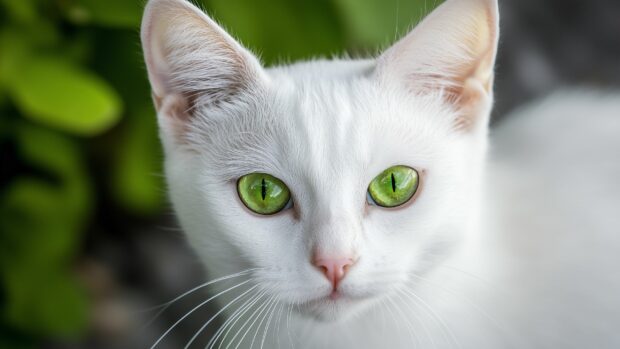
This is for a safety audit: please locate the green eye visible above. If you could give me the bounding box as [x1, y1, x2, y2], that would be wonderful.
[237, 173, 291, 215]
[367, 165, 419, 208]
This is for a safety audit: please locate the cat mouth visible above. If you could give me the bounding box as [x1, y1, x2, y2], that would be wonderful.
[302, 291, 355, 307]
[329, 290, 342, 300]
[315, 287, 378, 304]
[315, 289, 360, 303]
[292, 290, 374, 320]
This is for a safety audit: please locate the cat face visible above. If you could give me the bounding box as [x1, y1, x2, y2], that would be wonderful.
[141, 0, 498, 322]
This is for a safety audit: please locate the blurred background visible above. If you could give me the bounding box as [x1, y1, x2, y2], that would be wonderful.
[0, 0, 618, 348]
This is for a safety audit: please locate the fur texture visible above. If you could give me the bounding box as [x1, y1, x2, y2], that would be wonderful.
[141, 0, 620, 347]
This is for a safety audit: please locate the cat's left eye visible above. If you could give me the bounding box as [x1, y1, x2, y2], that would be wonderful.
[367, 165, 419, 208]
[237, 173, 292, 215]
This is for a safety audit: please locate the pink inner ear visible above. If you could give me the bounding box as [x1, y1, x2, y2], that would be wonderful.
[156, 94, 191, 144]
[376, 0, 499, 131]
[141, 0, 266, 124]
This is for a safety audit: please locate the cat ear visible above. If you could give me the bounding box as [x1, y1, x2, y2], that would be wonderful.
[141, 0, 266, 125]
[377, 0, 499, 131]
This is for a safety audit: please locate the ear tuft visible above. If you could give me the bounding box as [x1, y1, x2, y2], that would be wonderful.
[377, 0, 499, 131]
[141, 0, 265, 121]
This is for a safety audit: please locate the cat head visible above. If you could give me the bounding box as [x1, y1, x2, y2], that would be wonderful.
[141, 0, 499, 321]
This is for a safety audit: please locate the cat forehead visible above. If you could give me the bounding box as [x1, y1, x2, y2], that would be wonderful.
[266, 61, 456, 154]
[265, 59, 453, 128]
[199, 62, 457, 181]
[268, 59, 375, 80]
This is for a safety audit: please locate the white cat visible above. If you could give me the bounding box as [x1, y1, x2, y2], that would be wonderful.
[140, 0, 620, 347]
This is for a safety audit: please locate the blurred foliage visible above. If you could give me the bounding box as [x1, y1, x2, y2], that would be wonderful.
[0, 0, 437, 347]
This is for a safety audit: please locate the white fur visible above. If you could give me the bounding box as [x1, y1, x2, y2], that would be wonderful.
[141, 0, 620, 347]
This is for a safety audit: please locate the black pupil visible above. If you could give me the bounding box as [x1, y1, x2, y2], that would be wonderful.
[261, 178, 267, 200]
[391, 173, 396, 192]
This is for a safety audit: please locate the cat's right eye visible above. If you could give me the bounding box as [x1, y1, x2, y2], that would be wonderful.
[237, 173, 292, 215]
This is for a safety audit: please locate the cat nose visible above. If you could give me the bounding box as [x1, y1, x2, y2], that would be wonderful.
[313, 257, 356, 289]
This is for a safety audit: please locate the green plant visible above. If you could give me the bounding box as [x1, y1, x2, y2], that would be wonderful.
[0, 0, 155, 346]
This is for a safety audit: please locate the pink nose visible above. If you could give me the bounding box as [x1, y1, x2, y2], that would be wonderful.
[313, 257, 355, 289]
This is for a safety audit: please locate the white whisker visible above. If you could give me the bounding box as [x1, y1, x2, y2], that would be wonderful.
[396, 287, 436, 349]
[151, 279, 252, 348]
[183, 284, 258, 348]
[140, 269, 257, 331]
[216, 291, 267, 349]
[380, 298, 402, 343]
[273, 303, 285, 349]
[286, 303, 294, 349]
[408, 272, 522, 348]
[260, 297, 279, 349]
[225, 292, 271, 349]
[437, 265, 506, 295]
[401, 286, 461, 349]
[387, 292, 419, 347]
[210, 291, 264, 349]
[249, 295, 277, 349]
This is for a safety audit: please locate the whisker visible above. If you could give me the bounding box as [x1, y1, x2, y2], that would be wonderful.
[396, 287, 436, 349]
[286, 303, 294, 349]
[260, 297, 280, 349]
[380, 298, 402, 344]
[400, 286, 461, 349]
[437, 264, 506, 295]
[151, 279, 252, 348]
[216, 291, 267, 349]
[141, 268, 257, 330]
[400, 289, 451, 348]
[225, 292, 271, 349]
[210, 291, 265, 349]
[378, 295, 389, 343]
[184, 284, 259, 348]
[274, 303, 285, 349]
[387, 293, 419, 347]
[249, 295, 277, 349]
[233, 296, 273, 349]
[408, 272, 522, 348]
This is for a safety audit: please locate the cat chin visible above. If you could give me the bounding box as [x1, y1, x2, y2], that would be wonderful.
[294, 295, 375, 323]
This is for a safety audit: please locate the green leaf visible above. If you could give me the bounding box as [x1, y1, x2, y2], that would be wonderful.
[0, 179, 76, 266]
[0, 125, 92, 263]
[8, 57, 123, 135]
[0, 0, 38, 23]
[66, 0, 143, 28]
[204, 0, 346, 64]
[332, 0, 442, 48]
[0, 28, 32, 89]
[3, 267, 88, 336]
[0, 124, 91, 336]
[111, 104, 164, 215]
[91, 30, 151, 104]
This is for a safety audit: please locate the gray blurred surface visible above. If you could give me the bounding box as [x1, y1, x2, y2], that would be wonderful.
[494, 0, 620, 120]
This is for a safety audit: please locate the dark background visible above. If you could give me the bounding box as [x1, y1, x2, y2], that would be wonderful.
[0, 0, 618, 348]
